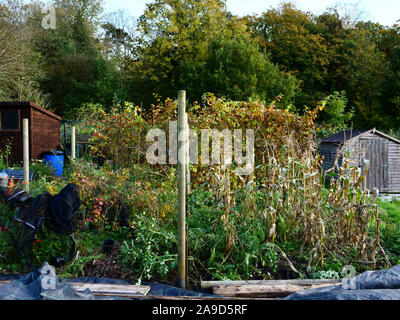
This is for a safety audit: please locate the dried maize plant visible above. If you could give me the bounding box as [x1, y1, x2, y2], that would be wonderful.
[324, 145, 382, 265]
[259, 134, 327, 266]
[202, 164, 237, 255]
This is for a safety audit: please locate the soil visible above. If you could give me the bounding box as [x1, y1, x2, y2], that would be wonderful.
[83, 243, 131, 280]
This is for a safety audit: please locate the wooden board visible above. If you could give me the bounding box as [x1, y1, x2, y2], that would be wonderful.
[201, 279, 341, 289]
[64, 282, 150, 296]
[211, 282, 341, 298]
[202, 279, 342, 298]
[0, 280, 150, 297]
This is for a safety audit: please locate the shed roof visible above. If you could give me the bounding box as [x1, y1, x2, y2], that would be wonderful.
[321, 129, 368, 143]
[321, 129, 400, 145]
[0, 101, 61, 121]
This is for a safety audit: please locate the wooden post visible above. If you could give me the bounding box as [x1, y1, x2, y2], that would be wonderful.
[63, 122, 67, 150]
[184, 112, 191, 194]
[177, 90, 187, 289]
[23, 118, 29, 192]
[71, 125, 76, 160]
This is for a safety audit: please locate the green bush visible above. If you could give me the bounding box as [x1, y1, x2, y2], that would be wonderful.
[187, 188, 278, 280]
[120, 215, 178, 282]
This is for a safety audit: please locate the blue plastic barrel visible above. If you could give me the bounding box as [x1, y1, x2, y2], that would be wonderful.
[43, 151, 64, 177]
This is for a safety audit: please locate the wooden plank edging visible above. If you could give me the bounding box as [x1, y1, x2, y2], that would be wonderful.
[201, 279, 342, 289]
[0, 280, 150, 297]
[202, 279, 342, 298]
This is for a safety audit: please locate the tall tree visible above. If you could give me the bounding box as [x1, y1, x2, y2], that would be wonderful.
[315, 13, 389, 128]
[248, 3, 329, 110]
[177, 34, 299, 105]
[30, 0, 126, 116]
[375, 24, 400, 127]
[126, 0, 234, 105]
[0, 0, 45, 104]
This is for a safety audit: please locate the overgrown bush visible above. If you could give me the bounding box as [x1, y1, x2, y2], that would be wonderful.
[0, 94, 389, 281]
[80, 95, 383, 273]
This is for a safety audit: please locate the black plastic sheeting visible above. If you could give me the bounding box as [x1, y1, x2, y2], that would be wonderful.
[286, 264, 400, 300]
[4, 263, 400, 300]
[0, 263, 93, 300]
[0, 262, 214, 300]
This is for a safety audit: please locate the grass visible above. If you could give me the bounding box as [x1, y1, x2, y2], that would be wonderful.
[377, 197, 400, 265]
[378, 198, 400, 224]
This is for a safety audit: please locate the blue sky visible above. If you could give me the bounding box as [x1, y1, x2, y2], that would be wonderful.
[103, 0, 400, 27]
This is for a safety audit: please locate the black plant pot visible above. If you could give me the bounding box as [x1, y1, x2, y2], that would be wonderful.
[102, 239, 115, 254]
[50, 256, 65, 267]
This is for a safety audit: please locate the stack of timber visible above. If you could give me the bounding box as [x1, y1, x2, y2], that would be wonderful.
[201, 279, 342, 298]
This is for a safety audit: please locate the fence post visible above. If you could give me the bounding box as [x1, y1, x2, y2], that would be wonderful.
[71, 125, 76, 160]
[177, 90, 187, 289]
[185, 112, 191, 194]
[23, 118, 29, 192]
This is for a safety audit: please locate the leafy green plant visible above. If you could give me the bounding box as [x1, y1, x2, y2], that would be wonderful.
[310, 270, 340, 279]
[0, 138, 13, 169]
[120, 215, 177, 282]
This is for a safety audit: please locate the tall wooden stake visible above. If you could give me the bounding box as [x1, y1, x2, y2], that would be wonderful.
[71, 125, 76, 160]
[185, 112, 191, 194]
[23, 118, 29, 192]
[177, 90, 187, 289]
[184, 112, 190, 288]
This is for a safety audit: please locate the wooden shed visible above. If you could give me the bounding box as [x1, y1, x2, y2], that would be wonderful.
[0, 102, 61, 163]
[320, 129, 400, 193]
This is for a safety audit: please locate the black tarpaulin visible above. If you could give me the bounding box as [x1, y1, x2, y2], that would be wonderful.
[286, 265, 400, 300]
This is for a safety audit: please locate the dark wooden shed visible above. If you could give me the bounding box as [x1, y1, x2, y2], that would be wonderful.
[0, 102, 61, 163]
[320, 129, 400, 193]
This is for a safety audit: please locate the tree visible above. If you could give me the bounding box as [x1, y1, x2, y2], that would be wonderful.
[315, 12, 389, 128]
[178, 34, 299, 105]
[126, 0, 233, 105]
[248, 3, 393, 128]
[101, 10, 137, 64]
[317, 91, 354, 137]
[0, 0, 45, 104]
[29, 0, 127, 116]
[374, 24, 400, 128]
[248, 3, 329, 109]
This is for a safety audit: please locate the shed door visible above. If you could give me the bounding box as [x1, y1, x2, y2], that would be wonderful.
[359, 138, 389, 192]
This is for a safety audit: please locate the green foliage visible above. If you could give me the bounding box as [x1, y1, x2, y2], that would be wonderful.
[2, 0, 400, 128]
[120, 215, 177, 281]
[247, 3, 395, 128]
[29, 0, 127, 116]
[178, 34, 299, 106]
[0, 139, 13, 169]
[317, 91, 354, 137]
[0, 202, 15, 270]
[310, 270, 340, 279]
[188, 192, 278, 280]
[378, 198, 400, 264]
[248, 3, 329, 109]
[3, 0, 400, 282]
[32, 230, 72, 267]
[61, 254, 104, 278]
